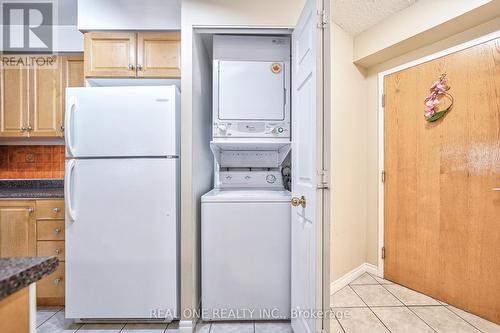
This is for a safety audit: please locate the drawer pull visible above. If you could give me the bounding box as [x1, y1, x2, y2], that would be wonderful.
[54, 249, 60, 255]
[52, 207, 61, 213]
[27, 207, 34, 214]
[54, 228, 61, 234]
[53, 278, 62, 285]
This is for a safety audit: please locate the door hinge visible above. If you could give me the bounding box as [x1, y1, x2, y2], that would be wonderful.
[381, 170, 385, 183]
[381, 93, 385, 107]
[317, 10, 328, 29]
[381, 247, 385, 260]
[317, 169, 329, 189]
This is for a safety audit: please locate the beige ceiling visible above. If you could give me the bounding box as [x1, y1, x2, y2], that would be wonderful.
[332, 0, 418, 35]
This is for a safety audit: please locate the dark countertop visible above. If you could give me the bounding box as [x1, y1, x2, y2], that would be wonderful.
[0, 256, 59, 300]
[0, 179, 64, 199]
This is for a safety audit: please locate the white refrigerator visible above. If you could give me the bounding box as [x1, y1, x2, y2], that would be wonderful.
[64, 86, 179, 320]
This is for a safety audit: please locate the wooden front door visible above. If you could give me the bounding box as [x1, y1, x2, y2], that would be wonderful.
[384, 38, 500, 323]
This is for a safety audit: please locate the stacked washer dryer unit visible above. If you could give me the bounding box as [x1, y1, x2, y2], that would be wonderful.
[201, 35, 292, 321]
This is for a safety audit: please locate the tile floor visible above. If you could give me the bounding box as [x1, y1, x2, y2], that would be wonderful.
[36, 273, 499, 333]
[36, 309, 292, 333]
[330, 272, 500, 333]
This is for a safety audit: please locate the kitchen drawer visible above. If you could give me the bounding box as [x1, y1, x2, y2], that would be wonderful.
[37, 262, 64, 299]
[37, 220, 64, 241]
[36, 200, 64, 219]
[37, 241, 65, 261]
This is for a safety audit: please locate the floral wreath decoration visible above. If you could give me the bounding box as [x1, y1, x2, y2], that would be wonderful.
[424, 74, 454, 122]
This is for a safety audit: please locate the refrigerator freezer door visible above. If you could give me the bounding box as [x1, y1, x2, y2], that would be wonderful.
[65, 158, 178, 319]
[65, 86, 179, 158]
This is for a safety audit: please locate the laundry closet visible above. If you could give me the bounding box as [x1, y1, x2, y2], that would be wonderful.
[196, 33, 293, 321]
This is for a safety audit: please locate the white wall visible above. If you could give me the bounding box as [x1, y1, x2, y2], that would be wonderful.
[77, 0, 181, 31]
[330, 23, 369, 280]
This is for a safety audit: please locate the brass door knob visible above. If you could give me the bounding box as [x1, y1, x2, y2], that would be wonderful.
[291, 196, 306, 208]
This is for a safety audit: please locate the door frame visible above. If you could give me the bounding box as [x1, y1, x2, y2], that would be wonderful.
[189, 19, 331, 332]
[377, 30, 500, 278]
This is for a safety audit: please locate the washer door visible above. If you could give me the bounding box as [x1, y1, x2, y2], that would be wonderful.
[201, 201, 290, 320]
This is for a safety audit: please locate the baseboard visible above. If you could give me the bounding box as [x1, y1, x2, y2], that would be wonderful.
[179, 320, 194, 333]
[330, 262, 381, 294]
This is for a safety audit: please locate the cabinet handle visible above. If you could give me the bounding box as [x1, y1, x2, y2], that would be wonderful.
[60, 124, 64, 131]
[21, 127, 27, 132]
[54, 249, 60, 255]
[27, 126, 33, 131]
[27, 207, 34, 213]
[137, 64, 143, 70]
[54, 228, 61, 234]
[128, 64, 135, 70]
[53, 207, 61, 213]
[53, 278, 61, 285]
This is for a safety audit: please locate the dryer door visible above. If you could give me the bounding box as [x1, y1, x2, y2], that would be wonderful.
[217, 60, 285, 121]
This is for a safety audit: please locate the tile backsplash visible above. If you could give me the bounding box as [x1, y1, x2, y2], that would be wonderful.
[0, 145, 65, 179]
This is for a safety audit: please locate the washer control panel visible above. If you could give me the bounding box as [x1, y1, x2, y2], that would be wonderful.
[219, 171, 283, 188]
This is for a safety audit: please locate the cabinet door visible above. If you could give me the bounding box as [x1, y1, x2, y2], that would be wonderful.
[0, 202, 36, 257]
[61, 55, 84, 137]
[30, 57, 63, 137]
[137, 32, 181, 78]
[84, 32, 136, 77]
[0, 64, 29, 137]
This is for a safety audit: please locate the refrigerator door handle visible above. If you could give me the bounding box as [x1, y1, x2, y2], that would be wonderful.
[65, 159, 77, 222]
[65, 97, 76, 157]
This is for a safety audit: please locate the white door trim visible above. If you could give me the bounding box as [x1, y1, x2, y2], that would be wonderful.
[377, 30, 500, 278]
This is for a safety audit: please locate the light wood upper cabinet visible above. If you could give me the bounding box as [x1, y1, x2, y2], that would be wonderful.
[30, 57, 63, 137]
[0, 54, 84, 138]
[0, 202, 36, 258]
[84, 32, 180, 78]
[137, 32, 181, 78]
[84, 32, 137, 77]
[0, 66, 30, 137]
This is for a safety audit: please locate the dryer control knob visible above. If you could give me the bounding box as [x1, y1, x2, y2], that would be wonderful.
[266, 174, 277, 184]
[217, 124, 228, 133]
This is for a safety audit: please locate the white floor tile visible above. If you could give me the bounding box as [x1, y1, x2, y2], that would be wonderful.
[165, 320, 180, 332]
[371, 307, 434, 333]
[255, 321, 292, 333]
[36, 311, 82, 333]
[331, 286, 367, 308]
[447, 306, 500, 333]
[369, 274, 394, 285]
[330, 318, 345, 333]
[122, 323, 168, 332]
[210, 322, 254, 333]
[194, 321, 211, 333]
[78, 323, 125, 332]
[384, 284, 440, 306]
[410, 306, 480, 333]
[350, 285, 403, 307]
[335, 307, 389, 333]
[350, 273, 379, 285]
[36, 308, 61, 327]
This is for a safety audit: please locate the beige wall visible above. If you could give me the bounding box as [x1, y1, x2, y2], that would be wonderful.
[180, 0, 306, 324]
[354, 0, 500, 67]
[329, 23, 369, 280]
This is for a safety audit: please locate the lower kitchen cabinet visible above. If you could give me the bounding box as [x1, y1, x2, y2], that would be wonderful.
[0, 201, 36, 257]
[0, 199, 66, 306]
[37, 262, 65, 306]
[35, 199, 65, 306]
